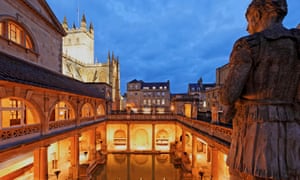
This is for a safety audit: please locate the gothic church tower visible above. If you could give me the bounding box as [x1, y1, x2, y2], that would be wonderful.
[61, 15, 121, 111]
[62, 15, 94, 64]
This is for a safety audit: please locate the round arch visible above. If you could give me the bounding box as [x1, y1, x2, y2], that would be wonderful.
[96, 103, 105, 116]
[81, 102, 94, 118]
[156, 129, 169, 139]
[49, 101, 75, 121]
[0, 16, 38, 52]
[133, 129, 149, 150]
[0, 97, 40, 128]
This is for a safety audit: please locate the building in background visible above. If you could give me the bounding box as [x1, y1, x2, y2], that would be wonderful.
[61, 15, 121, 111]
[171, 77, 215, 119]
[126, 80, 171, 113]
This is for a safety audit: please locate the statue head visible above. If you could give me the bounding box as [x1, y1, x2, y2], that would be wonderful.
[246, 0, 287, 34]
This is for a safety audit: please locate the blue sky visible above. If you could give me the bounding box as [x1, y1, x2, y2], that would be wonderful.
[46, 0, 300, 94]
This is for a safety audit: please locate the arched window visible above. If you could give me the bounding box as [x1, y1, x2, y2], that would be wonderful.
[49, 101, 75, 121]
[0, 20, 34, 50]
[96, 104, 105, 116]
[0, 98, 38, 128]
[81, 103, 94, 118]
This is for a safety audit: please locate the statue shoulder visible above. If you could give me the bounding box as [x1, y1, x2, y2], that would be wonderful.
[231, 34, 261, 60]
[233, 34, 260, 51]
[291, 28, 300, 40]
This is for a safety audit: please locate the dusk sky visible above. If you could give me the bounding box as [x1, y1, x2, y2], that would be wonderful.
[47, 0, 300, 94]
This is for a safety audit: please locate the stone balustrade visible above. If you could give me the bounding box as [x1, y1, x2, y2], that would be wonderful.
[49, 119, 76, 130]
[0, 124, 41, 141]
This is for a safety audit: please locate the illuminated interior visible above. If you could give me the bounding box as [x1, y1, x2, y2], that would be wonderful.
[0, 97, 38, 128]
[0, 123, 229, 179]
[49, 101, 75, 121]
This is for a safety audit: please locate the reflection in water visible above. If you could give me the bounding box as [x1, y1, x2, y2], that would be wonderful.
[93, 153, 182, 180]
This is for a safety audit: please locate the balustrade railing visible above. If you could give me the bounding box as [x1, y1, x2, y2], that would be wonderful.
[108, 114, 232, 144]
[107, 113, 176, 121]
[0, 124, 41, 141]
[175, 115, 232, 143]
[49, 119, 76, 130]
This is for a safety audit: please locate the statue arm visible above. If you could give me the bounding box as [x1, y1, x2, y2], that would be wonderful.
[220, 38, 253, 106]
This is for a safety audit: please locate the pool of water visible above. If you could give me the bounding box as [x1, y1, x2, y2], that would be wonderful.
[92, 153, 185, 180]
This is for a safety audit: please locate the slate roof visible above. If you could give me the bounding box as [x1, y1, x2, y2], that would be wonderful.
[0, 52, 105, 99]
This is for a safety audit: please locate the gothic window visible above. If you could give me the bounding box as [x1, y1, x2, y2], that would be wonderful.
[0, 20, 34, 50]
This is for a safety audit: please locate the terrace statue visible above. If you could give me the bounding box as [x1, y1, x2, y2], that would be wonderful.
[220, 0, 300, 179]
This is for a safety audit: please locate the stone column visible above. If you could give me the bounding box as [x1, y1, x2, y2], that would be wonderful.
[192, 135, 197, 168]
[182, 129, 186, 152]
[127, 123, 130, 152]
[89, 128, 96, 162]
[69, 134, 80, 180]
[211, 104, 218, 124]
[34, 146, 48, 180]
[152, 124, 155, 151]
[191, 134, 199, 177]
[211, 147, 219, 180]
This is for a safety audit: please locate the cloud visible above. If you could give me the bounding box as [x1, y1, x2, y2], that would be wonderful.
[47, 0, 299, 94]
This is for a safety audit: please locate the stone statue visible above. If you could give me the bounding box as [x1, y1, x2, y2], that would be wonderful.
[220, 0, 300, 179]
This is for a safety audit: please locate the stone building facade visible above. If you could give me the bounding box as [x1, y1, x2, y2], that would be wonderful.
[0, 1, 109, 179]
[126, 79, 171, 113]
[171, 77, 215, 119]
[61, 15, 121, 111]
[0, 0, 66, 73]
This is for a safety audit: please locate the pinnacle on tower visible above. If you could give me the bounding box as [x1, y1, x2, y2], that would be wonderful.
[80, 14, 87, 31]
[107, 51, 111, 62]
[89, 22, 94, 33]
[62, 16, 68, 30]
[81, 14, 86, 23]
[112, 51, 115, 60]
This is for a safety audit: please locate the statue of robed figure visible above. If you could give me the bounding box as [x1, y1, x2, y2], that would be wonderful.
[220, 0, 300, 179]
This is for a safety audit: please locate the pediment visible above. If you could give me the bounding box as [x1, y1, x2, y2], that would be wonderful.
[22, 0, 66, 35]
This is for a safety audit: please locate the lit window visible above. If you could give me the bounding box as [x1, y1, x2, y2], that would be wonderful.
[0, 98, 37, 128]
[0, 20, 34, 51]
[25, 35, 33, 49]
[50, 101, 75, 121]
[0, 22, 3, 36]
[96, 105, 105, 116]
[162, 99, 165, 105]
[81, 103, 94, 118]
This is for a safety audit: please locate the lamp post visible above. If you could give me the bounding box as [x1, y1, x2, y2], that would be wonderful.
[199, 171, 204, 180]
[54, 170, 61, 180]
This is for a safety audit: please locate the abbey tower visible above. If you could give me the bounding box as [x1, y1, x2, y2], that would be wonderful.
[61, 15, 121, 111]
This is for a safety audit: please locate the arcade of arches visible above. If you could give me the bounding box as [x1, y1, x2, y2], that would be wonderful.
[0, 86, 230, 180]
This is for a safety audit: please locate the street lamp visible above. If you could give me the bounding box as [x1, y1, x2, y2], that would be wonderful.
[199, 171, 204, 180]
